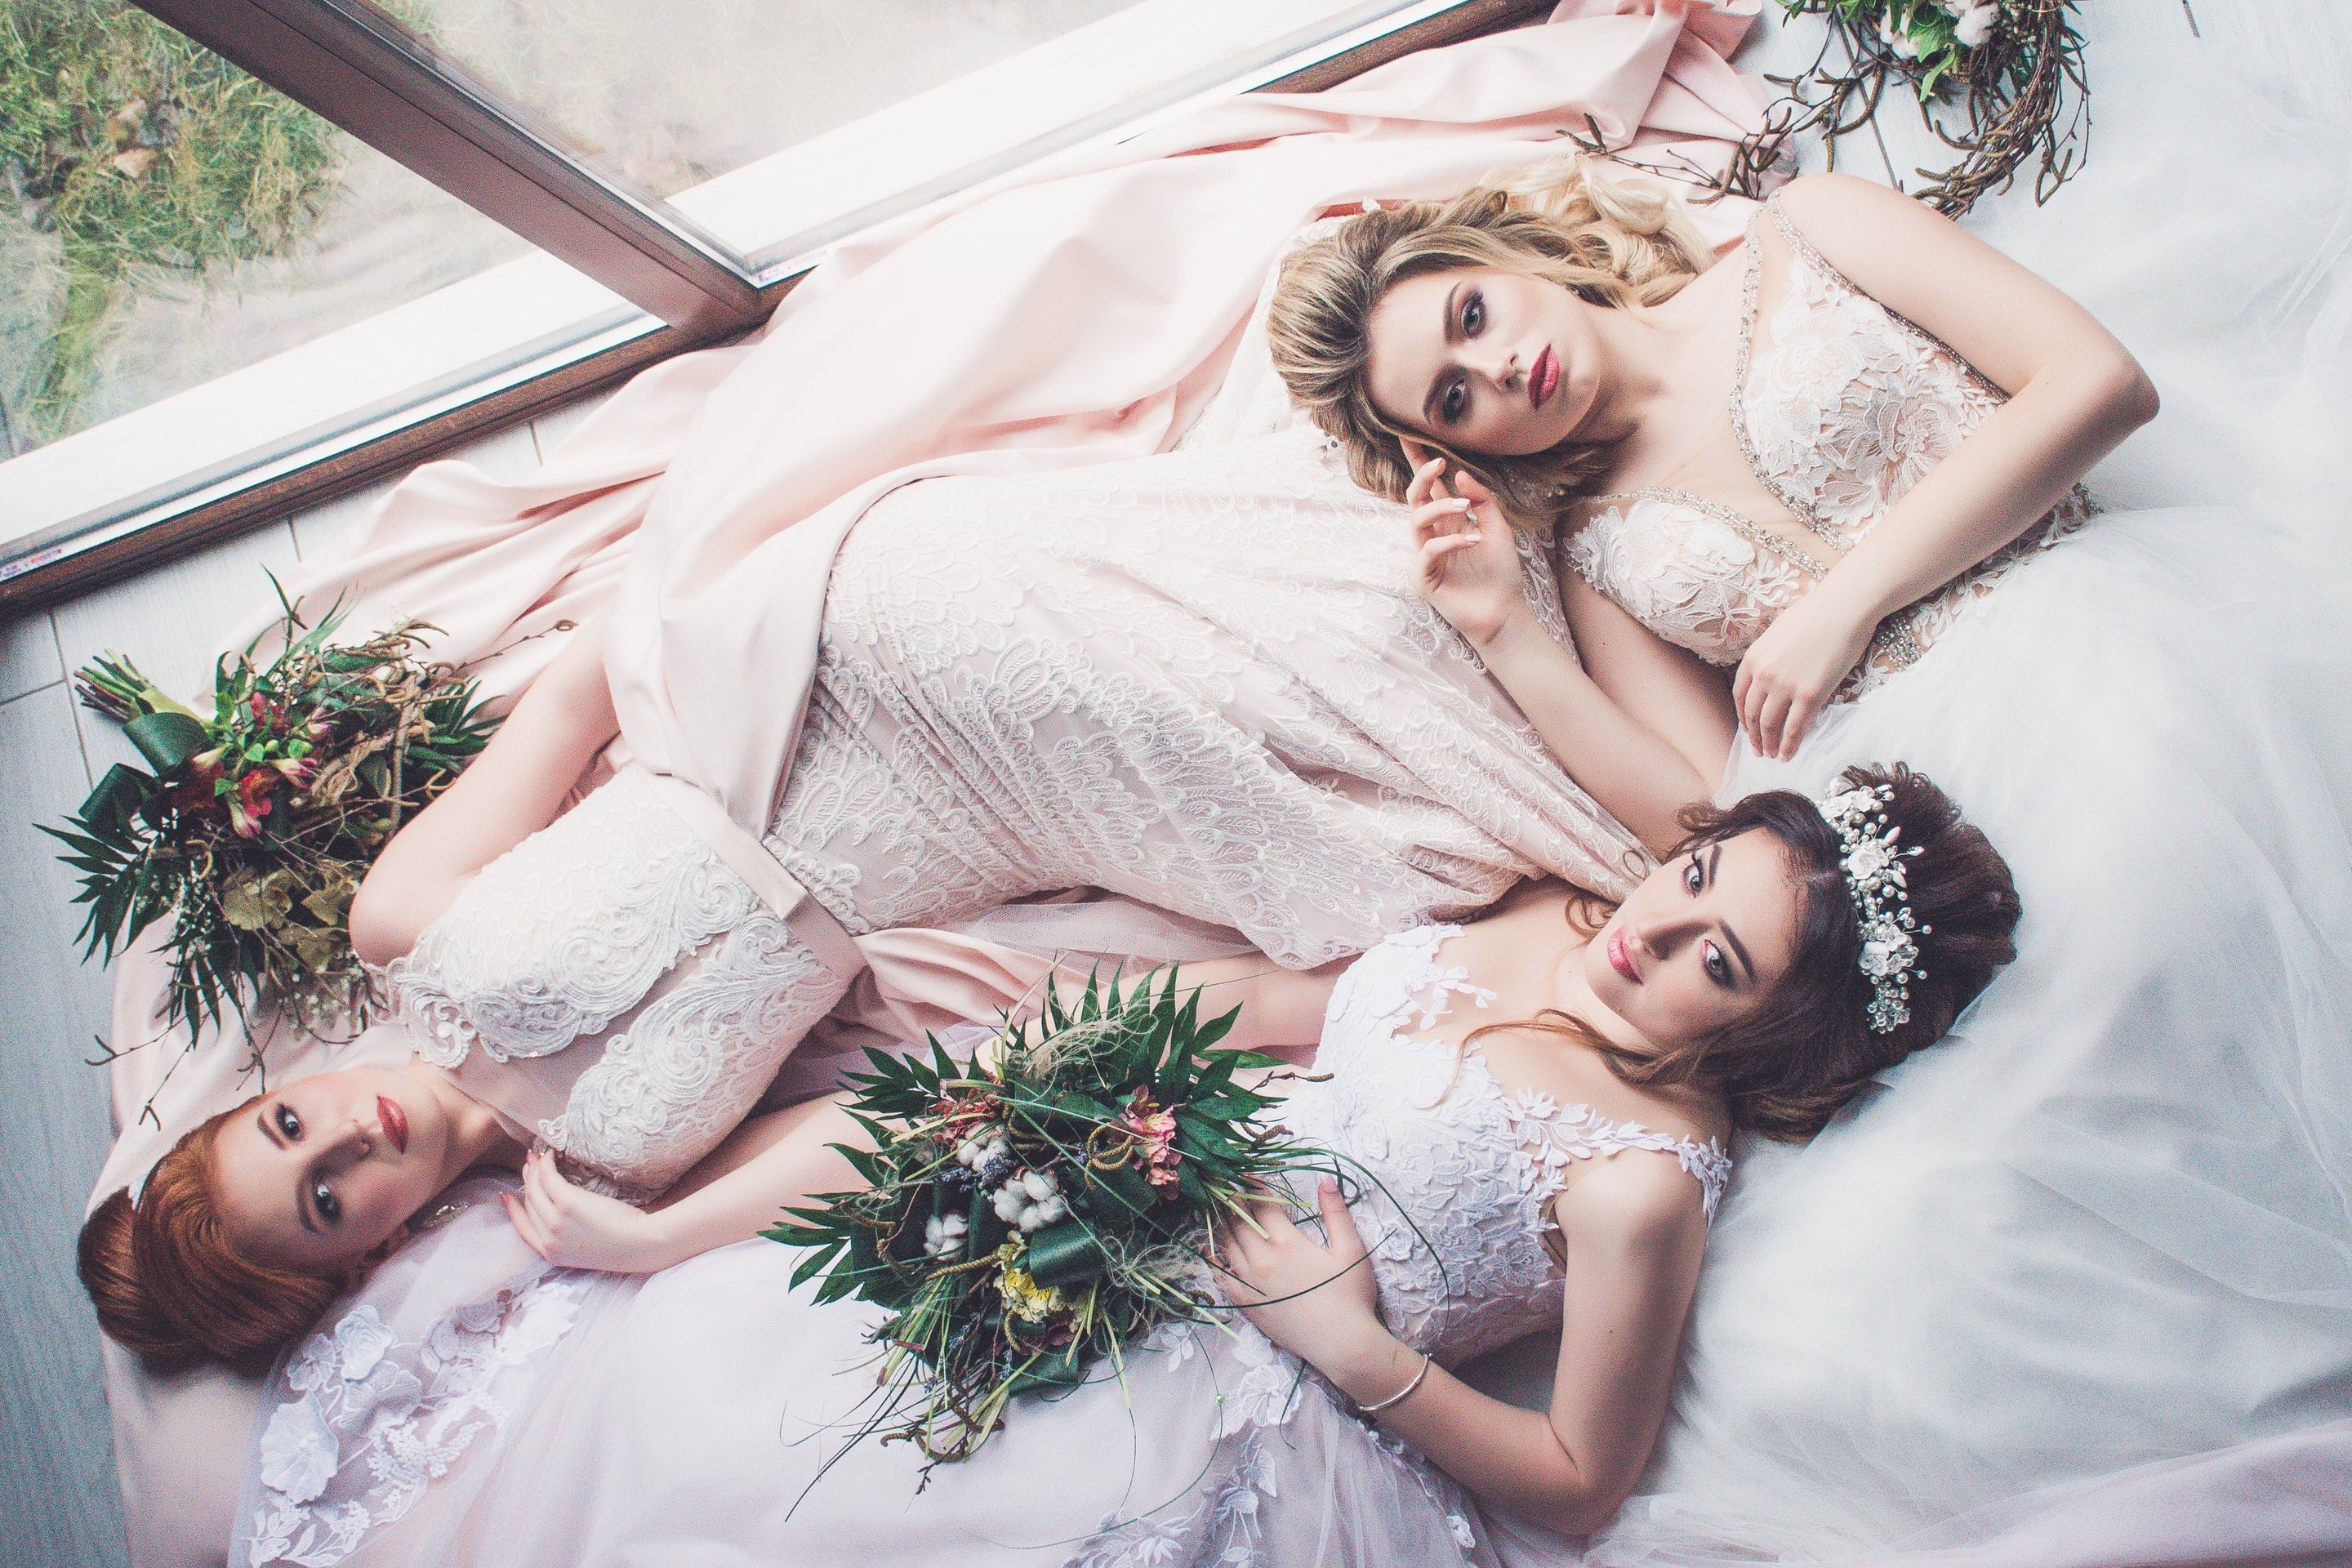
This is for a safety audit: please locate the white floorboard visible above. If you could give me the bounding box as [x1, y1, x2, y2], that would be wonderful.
[0, 608, 65, 704]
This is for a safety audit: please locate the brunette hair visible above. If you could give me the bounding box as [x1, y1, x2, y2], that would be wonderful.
[79, 1099, 354, 1375]
[1475, 764, 2021, 1140]
[1266, 155, 1709, 532]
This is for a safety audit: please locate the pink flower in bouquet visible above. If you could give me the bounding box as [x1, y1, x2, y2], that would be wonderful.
[1121, 1090, 1182, 1187]
[229, 770, 278, 838]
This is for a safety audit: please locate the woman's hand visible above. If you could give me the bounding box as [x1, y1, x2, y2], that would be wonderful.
[1401, 440, 1529, 651]
[502, 1147, 679, 1274]
[1731, 583, 1878, 760]
[1215, 1177, 1387, 1367]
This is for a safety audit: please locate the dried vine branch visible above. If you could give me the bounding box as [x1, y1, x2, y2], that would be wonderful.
[1726, 2, 2090, 216]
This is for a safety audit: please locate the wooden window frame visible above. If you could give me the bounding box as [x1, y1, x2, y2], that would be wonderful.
[0, 0, 1545, 611]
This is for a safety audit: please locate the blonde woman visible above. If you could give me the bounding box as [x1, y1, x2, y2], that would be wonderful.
[1268, 159, 2155, 762]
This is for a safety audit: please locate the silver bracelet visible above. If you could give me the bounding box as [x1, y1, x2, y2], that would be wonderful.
[1356, 1351, 1431, 1416]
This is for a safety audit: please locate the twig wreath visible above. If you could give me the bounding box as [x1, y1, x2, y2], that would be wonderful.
[1727, 1, 2091, 216]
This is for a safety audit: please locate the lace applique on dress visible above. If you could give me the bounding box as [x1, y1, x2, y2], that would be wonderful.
[1501, 1091, 1731, 1223]
[384, 768, 767, 1066]
[1068, 1426, 1285, 1568]
[243, 1271, 586, 1568]
[380, 768, 853, 1196]
[1284, 924, 1733, 1361]
[537, 910, 841, 1196]
[762, 424, 1652, 973]
[1564, 492, 1815, 667]
[1566, 194, 2098, 693]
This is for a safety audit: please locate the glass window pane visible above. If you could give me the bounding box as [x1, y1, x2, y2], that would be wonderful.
[368, 0, 1424, 265]
[3, 0, 1441, 590]
[0, 0, 546, 459]
[403, 0, 1149, 205]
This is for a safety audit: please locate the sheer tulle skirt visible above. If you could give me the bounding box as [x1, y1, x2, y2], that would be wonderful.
[1592, 509, 2352, 1560]
[1582, 2, 2352, 1552]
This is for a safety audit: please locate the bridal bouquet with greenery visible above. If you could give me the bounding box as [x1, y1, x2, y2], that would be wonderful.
[43, 584, 497, 1042]
[767, 969, 1330, 1474]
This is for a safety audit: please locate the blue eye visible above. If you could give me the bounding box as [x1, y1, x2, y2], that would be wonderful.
[1462, 291, 1486, 336]
[1685, 859, 1703, 894]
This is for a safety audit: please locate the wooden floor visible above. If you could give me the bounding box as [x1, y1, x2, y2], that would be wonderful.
[0, 12, 1921, 1564]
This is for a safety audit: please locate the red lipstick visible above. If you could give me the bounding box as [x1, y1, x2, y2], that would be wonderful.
[1607, 928, 1642, 984]
[1530, 345, 1560, 410]
[376, 1094, 409, 1155]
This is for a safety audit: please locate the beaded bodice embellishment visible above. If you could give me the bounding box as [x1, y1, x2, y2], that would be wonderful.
[1566, 196, 2094, 694]
[1277, 925, 1731, 1365]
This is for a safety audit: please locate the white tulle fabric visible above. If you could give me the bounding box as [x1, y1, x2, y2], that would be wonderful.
[1571, 2, 2352, 1560]
[1566, 200, 2094, 693]
[234, 929, 1726, 1568]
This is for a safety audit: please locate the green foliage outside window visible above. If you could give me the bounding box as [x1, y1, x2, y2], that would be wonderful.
[0, 0, 342, 448]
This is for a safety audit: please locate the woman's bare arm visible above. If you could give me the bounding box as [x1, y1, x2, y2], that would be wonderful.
[1558, 572, 1736, 798]
[1734, 173, 2159, 757]
[1012, 951, 1349, 1062]
[1222, 1152, 1709, 1535]
[1400, 444, 1727, 853]
[350, 621, 620, 965]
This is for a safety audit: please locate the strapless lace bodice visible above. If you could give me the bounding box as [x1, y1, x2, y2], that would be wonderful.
[381, 768, 842, 1197]
[1566, 196, 2094, 693]
[1281, 925, 1730, 1365]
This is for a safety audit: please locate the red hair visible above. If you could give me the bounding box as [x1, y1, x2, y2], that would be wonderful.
[78, 1099, 354, 1375]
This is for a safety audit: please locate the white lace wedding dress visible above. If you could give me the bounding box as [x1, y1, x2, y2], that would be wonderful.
[376, 318, 1645, 1200]
[234, 924, 1728, 1568]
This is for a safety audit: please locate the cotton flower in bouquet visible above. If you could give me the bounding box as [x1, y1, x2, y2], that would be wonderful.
[764, 969, 1337, 1477]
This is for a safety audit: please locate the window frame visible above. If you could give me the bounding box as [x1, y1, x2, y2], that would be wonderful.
[0, 0, 1545, 610]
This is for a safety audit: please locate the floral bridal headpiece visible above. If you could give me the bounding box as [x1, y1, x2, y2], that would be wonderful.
[1818, 783, 1928, 1033]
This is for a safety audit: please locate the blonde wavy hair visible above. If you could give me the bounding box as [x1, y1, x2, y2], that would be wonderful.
[1267, 156, 1712, 530]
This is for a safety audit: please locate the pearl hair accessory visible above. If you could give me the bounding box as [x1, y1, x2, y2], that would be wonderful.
[1817, 783, 1930, 1034]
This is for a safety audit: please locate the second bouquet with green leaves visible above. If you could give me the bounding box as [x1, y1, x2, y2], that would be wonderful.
[765, 969, 1331, 1474]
